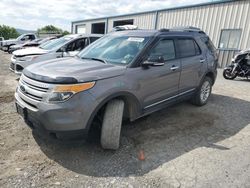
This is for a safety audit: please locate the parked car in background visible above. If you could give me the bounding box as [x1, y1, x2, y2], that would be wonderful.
[10, 34, 102, 75]
[15, 27, 218, 150]
[0, 33, 37, 52]
[8, 36, 58, 53]
[0, 37, 4, 41]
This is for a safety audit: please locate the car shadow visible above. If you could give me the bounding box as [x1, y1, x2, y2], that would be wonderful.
[33, 94, 250, 177]
[232, 78, 250, 82]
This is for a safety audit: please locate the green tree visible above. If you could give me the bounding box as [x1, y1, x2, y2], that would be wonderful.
[37, 25, 70, 36]
[0, 25, 20, 39]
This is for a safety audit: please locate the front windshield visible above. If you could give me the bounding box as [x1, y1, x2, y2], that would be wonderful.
[78, 35, 150, 65]
[39, 37, 72, 50]
[17, 34, 25, 40]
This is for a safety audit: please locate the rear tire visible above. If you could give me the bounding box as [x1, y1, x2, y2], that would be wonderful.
[191, 77, 212, 106]
[101, 99, 124, 150]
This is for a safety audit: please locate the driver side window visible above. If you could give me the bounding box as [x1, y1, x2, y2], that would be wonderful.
[149, 39, 176, 61]
[66, 38, 87, 52]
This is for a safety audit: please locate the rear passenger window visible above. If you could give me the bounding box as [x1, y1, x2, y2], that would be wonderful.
[150, 39, 175, 61]
[177, 39, 201, 58]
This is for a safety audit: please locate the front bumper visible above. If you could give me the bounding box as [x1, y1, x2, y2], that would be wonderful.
[15, 89, 98, 139]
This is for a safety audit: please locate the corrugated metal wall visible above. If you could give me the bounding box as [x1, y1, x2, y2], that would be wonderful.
[72, 19, 106, 34]
[107, 12, 155, 31]
[157, 1, 250, 47]
[72, 0, 250, 67]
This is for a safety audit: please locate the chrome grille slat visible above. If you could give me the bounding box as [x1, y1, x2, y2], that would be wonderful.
[21, 75, 50, 89]
[18, 88, 40, 106]
[19, 88, 42, 101]
[17, 74, 54, 108]
[20, 79, 48, 93]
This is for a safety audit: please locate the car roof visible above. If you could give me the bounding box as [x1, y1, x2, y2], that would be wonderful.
[108, 28, 206, 38]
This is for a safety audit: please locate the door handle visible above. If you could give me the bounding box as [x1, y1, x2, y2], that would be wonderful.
[170, 65, 179, 71]
[200, 59, 205, 63]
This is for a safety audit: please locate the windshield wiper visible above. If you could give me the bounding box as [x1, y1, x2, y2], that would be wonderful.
[81, 57, 107, 64]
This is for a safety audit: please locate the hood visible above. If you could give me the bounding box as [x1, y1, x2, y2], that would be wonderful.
[13, 47, 49, 56]
[11, 44, 23, 48]
[23, 57, 126, 84]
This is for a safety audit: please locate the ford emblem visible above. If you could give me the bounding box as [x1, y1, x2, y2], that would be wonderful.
[20, 85, 26, 93]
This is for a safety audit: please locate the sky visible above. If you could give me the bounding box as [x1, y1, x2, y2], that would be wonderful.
[0, 0, 211, 31]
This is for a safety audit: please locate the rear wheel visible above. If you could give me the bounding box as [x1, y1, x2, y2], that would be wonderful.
[191, 77, 212, 106]
[101, 99, 124, 150]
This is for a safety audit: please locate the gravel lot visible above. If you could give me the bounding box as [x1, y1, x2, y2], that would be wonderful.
[0, 51, 250, 188]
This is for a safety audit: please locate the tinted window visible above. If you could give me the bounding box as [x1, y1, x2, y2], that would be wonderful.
[150, 39, 175, 61]
[66, 38, 87, 51]
[201, 37, 216, 53]
[177, 39, 200, 58]
[28, 35, 35, 40]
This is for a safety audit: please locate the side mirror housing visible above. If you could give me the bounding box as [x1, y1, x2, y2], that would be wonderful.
[60, 46, 67, 52]
[142, 55, 165, 67]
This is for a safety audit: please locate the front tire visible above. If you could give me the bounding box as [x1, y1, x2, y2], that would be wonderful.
[191, 77, 212, 106]
[223, 68, 237, 80]
[101, 99, 124, 150]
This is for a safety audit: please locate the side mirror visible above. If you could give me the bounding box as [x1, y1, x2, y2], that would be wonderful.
[60, 46, 67, 52]
[142, 55, 165, 67]
[59, 46, 67, 57]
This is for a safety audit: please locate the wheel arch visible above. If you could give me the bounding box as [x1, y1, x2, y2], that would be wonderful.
[85, 91, 142, 132]
[203, 71, 216, 85]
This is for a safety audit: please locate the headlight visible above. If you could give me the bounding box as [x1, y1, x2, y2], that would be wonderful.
[19, 55, 39, 61]
[46, 81, 95, 102]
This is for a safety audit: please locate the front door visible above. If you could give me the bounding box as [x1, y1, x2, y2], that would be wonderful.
[129, 38, 181, 110]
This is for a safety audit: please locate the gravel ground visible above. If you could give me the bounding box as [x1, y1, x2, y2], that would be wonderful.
[0, 51, 250, 188]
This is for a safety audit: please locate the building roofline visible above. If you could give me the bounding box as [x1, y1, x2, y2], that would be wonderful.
[72, 0, 236, 24]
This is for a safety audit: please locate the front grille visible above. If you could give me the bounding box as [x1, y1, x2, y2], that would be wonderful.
[17, 74, 52, 108]
[10, 62, 15, 71]
[16, 64, 24, 71]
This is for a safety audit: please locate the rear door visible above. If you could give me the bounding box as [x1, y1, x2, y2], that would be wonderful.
[176, 38, 206, 93]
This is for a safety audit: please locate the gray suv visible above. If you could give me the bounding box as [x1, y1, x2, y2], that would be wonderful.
[15, 27, 218, 149]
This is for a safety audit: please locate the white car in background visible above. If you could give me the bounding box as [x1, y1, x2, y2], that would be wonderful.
[10, 34, 102, 75]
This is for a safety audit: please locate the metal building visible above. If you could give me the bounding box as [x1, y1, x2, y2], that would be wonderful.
[71, 0, 250, 67]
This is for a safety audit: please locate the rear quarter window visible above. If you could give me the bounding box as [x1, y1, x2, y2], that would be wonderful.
[201, 37, 216, 53]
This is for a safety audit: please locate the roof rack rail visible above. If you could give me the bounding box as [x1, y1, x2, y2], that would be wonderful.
[170, 26, 206, 34]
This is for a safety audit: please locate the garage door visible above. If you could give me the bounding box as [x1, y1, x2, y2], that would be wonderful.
[76, 25, 86, 34]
